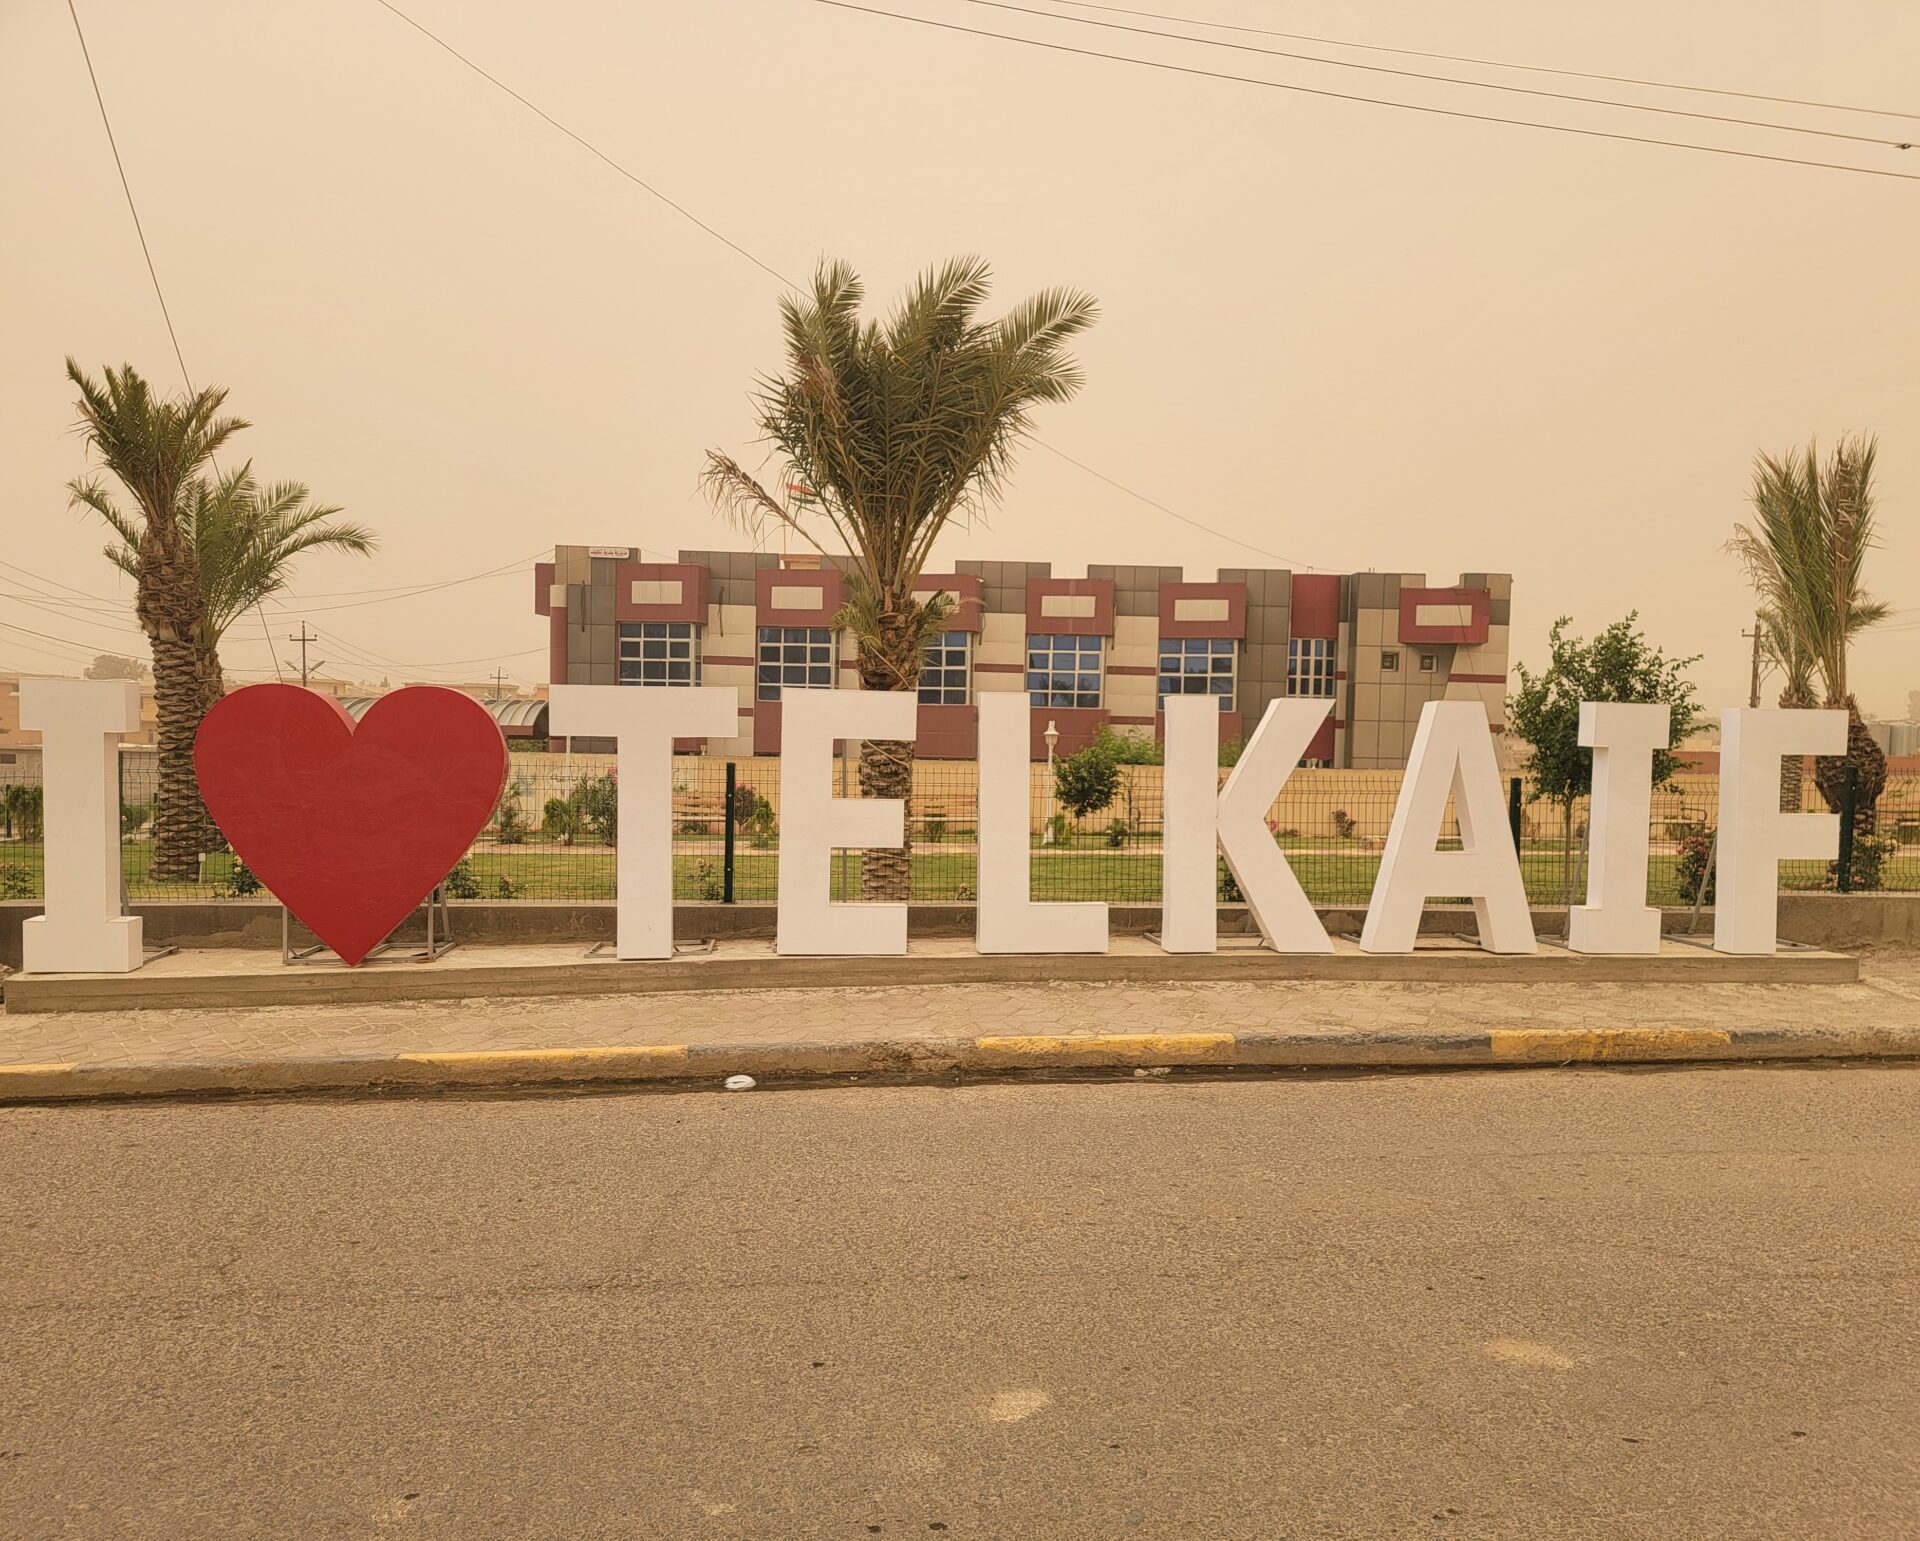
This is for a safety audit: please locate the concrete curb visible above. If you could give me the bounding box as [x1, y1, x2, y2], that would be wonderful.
[5, 1023, 1919, 1103]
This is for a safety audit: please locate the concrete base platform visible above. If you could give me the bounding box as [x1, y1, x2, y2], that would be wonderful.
[1, 935, 1859, 1014]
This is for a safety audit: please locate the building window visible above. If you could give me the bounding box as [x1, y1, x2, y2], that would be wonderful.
[1158, 636, 1235, 711]
[1287, 637, 1336, 698]
[1027, 633, 1103, 709]
[1419, 652, 1438, 673]
[1381, 649, 1400, 673]
[756, 626, 836, 701]
[618, 622, 699, 686]
[919, 630, 971, 705]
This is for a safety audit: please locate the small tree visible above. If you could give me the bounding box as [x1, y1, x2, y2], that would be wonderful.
[568, 774, 618, 845]
[1507, 613, 1702, 903]
[1054, 741, 1121, 827]
[84, 653, 147, 681]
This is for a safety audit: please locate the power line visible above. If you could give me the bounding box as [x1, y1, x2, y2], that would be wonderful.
[1041, 0, 1920, 123]
[64, 0, 195, 386]
[366, 0, 1332, 571]
[369, 0, 795, 290]
[1032, 443, 1316, 569]
[815, 1, 1920, 182]
[966, 0, 1913, 148]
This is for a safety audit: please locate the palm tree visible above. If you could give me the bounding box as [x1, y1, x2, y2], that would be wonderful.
[93, 462, 375, 706]
[1730, 435, 1892, 837]
[702, 257, 1096, 900]
[1756, 604, 1817, 811]
[65, 360, 244, 880]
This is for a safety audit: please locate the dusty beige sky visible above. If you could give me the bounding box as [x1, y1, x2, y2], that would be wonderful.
[3, 0, 1915, 714]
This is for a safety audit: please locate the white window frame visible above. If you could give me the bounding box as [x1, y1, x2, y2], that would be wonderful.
[919, 630, 972, 705]
[1286, 636, 1336, 698]
[1158, 636, 1235, 712]
[756, 625, 836, 701]
[619, 621, 700, 686]
[1026, 633, 1103, 710]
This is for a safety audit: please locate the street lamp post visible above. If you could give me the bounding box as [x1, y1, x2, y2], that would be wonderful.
[1041, 718, 1059, 846]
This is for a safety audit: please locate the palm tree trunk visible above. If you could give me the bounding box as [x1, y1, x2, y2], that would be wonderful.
[1779, 754, 1803, 813]
[194, 644, 229, 854]
[148, 633, 211, 882]
[1813, 695, 1887, 840]
[855, 615, 920, 903]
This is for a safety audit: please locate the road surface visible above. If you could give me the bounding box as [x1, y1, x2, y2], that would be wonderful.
[4, 1066, 1918, 1538]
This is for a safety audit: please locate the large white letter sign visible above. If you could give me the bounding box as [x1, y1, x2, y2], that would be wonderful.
[776, 688, 917, 955]
[1360, 701, 1535, 954]
[548, 685, 738, 959]
[20, 679, 143, 973]
[1218, 699, 1335, 953]
[976, 693, 1105, 953]
[1568, 701, 1668, 956]
[1714, 706, 1846, 955]
[1159, 695, 1223, 952]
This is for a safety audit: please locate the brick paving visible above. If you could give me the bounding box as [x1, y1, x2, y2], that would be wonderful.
[3, 956, 1916, 1070]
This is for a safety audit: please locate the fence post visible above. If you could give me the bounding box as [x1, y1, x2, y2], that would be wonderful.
[1507, 777, 1523, 852]
[722, 760, 737, 904]
[1836, 763, 1858, 893]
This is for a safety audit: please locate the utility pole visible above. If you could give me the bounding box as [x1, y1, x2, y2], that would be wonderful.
[491, 667, 509, 700]
[1741, 618, 1765, 708]
[288, 625, 321, 688]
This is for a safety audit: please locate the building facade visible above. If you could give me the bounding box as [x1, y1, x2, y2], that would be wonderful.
[535, 545, 1512, 766]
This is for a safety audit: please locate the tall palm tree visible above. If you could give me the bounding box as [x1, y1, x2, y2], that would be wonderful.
[93, 462, 375, 706]
[1730, 434, 1892, 836]
[65, 360, 244, 880]
[702, 257, 1097, 900]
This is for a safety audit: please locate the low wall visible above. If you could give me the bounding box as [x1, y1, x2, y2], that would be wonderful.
[4, 894, 1915, 971]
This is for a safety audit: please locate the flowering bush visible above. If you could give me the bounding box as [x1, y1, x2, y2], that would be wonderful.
[1675, 825, 1715, 905]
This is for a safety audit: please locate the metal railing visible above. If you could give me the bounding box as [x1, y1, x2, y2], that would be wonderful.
[0, 751, 1915, 905]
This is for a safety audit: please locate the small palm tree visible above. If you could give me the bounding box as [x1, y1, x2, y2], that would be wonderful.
[1730, 435, 1892, 836]
[65, 360, 244, 880]
[93, 462, 375, 704]
[702, 257, 1096, 899]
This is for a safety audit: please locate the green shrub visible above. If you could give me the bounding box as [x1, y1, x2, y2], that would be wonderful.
[1330, 809, 1357, 839]
[1218, 860, 1242, 902]
[691, 859, 724, 901]
[1089, 724, 1162, 765]
[925, 812, 948, 844]
[569, 774, 618, 845]
[1676, 824, 1715, 905]
[443, 860, 481, 900]
[119, 801, 150, 838]
[218, 857, 263, 899]
[1839, 833, 1896, 892]
[0, 864, 34, 899]
[1043, 812, 1071, 847]
[542, 797, 575, 843]
[1105, 817, 1129, 849]
[678, 817, 709, 836]
[494, 876, 520, 899]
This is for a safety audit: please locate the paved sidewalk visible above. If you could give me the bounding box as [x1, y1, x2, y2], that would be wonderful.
[2, 955, 1917, 1100]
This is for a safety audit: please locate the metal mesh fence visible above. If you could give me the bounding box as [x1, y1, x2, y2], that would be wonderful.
[0, 750, 1915, 906]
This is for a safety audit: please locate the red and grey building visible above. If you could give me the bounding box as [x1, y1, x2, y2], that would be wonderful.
[535, 545, 1511, 766]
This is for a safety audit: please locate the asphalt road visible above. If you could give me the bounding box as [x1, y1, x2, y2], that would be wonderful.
[4, 1067, 1918, 1540]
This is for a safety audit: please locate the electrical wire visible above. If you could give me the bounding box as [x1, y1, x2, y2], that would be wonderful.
[965, 0, 1913, 148]
[366, 0, 1334, 571]
[814, 1, 1920, 181]
[1040, 0, 1920, 123]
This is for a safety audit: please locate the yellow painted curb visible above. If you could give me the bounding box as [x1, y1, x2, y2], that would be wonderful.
[973, 1032, 1235, 1064]
[397, 1045, 688, 1069]
[1490, 1027, 1733, 1063]
[0, 1062, 79, 1080]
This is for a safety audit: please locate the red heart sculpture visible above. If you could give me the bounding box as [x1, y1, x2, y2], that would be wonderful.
[195, 685, 508, 965]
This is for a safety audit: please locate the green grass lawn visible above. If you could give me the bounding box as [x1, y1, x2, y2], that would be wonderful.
[2, 837, 1908, 907]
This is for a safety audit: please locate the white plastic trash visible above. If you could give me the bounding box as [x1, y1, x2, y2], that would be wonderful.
[724, 1074, 756, 1092]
